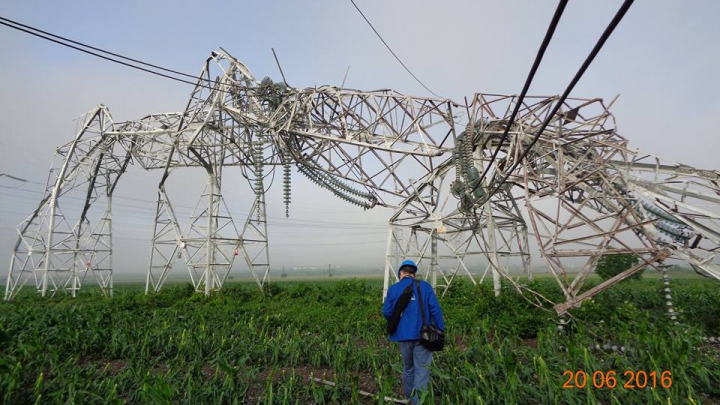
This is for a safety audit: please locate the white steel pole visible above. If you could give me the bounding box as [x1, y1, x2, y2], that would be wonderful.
[484, 199, 502, 296]
[430, 230, 438, 289]
[382, 225, 394, 302]
[107, 195, 114, 297]
[205, 175, 215, 296]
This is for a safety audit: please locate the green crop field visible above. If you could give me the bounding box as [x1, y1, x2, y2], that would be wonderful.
[1, 277, 719, 404]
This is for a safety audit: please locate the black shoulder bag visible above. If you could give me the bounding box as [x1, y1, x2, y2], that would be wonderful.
[415, 280, 445, 352]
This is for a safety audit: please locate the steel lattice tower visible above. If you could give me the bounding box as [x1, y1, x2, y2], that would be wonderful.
[6, 51, 720, 317]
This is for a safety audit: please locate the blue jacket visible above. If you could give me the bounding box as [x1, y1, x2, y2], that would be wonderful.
[382, 277, 445, 342]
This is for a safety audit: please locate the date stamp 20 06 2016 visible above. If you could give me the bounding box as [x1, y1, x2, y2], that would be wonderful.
[562, 370, 673, 389]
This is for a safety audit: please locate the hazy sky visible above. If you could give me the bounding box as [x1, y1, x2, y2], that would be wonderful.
[0, 1, 718, 281]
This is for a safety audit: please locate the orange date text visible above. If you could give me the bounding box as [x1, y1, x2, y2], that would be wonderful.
[562, 370, 672, 389]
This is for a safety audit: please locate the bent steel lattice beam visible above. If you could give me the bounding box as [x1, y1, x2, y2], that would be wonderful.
[5, 51, 719, 316]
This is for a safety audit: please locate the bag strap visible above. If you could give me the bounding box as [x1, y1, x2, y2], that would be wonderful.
[386, 283, 414, 335]
[414, 280, 428, 326]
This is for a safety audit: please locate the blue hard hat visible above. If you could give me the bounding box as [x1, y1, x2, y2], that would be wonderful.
[398, 259, 418, 278]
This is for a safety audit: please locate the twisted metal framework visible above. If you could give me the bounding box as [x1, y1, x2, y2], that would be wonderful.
[5, 51, 719, 317]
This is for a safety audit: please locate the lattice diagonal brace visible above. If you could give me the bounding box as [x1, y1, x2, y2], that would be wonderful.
[5, 51, 719, 315]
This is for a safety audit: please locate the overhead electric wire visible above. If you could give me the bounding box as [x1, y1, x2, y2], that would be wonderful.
[348, 0, 441, 98]
[474, 0, 568, 187]
[0, 16, 199, 80]
[0, 18, 204, 88]
[0, 187, 387, 229]
[0, 16, 262, 97]
[0, 171, 46, 187]
[1, 180, 387, 226]
[479, 0, 635, 204]
[2, 5, 635, 222]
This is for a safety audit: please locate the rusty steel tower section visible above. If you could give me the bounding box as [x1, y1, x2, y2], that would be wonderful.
[5, 51, 720, 315]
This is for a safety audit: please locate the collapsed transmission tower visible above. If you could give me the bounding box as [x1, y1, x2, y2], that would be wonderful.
[5, 51, 720, 316]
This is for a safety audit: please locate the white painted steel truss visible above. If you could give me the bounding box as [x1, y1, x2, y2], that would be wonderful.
[5, 51, 719, 316]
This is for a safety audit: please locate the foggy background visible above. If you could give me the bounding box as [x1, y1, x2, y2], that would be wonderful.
[0, 0, 717, 282]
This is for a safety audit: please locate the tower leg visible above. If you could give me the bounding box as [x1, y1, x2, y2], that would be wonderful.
[382, 226, 395, 301]
[146, 185, 187, 294]
[239, 190, 271, 290]
[430, 231, 438, 289]
[484, 199, 502, 296]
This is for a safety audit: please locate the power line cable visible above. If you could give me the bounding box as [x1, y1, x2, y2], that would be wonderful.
[474, 0, 568, 187]
[0, 187, 387, 229]
[348, 0, 441, 98]
[0, 172, 33, 183]
[479, 0, 634, 204]
[0, 18, 203, 88]
[0, 16, 263, 97]
[0, 16, 200, 80]
[2, 167, 385, 218]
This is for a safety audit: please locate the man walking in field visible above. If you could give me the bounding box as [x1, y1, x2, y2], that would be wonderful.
[382, 259, 445, 404]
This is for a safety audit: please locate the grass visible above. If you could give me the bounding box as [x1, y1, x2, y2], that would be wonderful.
[0, 277, 718, 404]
